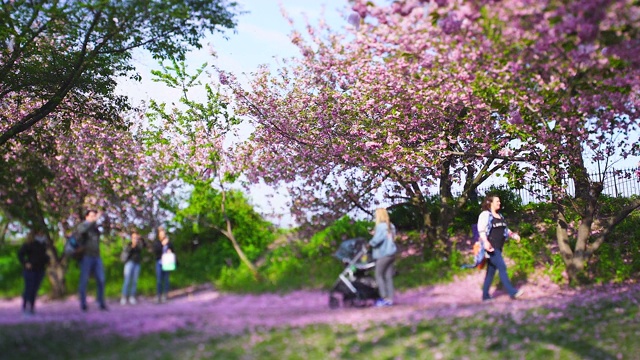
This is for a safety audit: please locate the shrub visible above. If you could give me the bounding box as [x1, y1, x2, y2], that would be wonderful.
[481, 185, 523, 218]
[0, 244, 23, 297]
[589, 206, 640, 284]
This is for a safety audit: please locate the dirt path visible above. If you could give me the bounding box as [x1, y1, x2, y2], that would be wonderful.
[0, 272, 636, 338]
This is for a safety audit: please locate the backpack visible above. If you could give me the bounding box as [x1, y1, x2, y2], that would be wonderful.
[461, 212, 510, 269]
[63, 234, 83, 260]
[120, 245, 131, 263]
[461, 224, 487, 269]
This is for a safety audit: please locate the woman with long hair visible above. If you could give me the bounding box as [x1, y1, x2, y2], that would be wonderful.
[368, 208, 398, 307]
[478, 195, 524, 301]
[120, 230, 143, 305]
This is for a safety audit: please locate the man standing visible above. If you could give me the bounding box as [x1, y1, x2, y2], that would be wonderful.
[76, 209, 107, 311]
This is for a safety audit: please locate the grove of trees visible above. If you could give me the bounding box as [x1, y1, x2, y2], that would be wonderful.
[221, 0, 640, 283]
[0, 0, 241, 296]
[0, 0, 639, 292]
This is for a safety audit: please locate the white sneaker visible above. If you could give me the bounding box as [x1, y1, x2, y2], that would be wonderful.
[128, 296, 137, 305]
[120, 297, 127, 305]
[512, 289, 525, 299]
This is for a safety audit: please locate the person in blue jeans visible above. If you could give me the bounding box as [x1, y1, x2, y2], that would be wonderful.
[477, 195, 524, 301]
[120, 231, 143, 305]
[76, 209, 107, 311]
[18, 229, 50, 316]
[153, 226, 174, 304]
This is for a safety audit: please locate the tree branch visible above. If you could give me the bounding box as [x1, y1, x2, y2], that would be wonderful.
[586, 199, 640, 256]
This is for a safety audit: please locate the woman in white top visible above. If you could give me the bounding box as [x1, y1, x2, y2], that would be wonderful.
[477, 195, 524, 301]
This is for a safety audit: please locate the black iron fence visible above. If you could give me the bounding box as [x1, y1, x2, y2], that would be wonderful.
[476, 168, 640, 204]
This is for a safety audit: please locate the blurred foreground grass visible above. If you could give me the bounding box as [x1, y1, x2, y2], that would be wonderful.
[0, 289, 637, 360]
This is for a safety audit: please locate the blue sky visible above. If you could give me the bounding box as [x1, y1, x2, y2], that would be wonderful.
[119, 0, 351, 106]
[117, 1, 353, 228]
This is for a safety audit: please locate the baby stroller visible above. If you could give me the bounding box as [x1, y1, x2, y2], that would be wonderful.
[328, 237, 379, 309]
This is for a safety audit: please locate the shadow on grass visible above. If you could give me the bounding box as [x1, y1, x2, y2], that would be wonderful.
[0, 323, 199, 360]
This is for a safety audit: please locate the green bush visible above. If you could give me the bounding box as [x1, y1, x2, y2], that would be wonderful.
[545, 253, 567, 284]
[1, 192, 637, 299]
[387, 202, 428, 231]
[481, 185, 523, 218]
[504, 233, 549, 283]
[451, 197, 481, 234]
[215, 218, 372, 293]
[301, 217, 371, 259]
[589, 206, 640, 284]
[0, 244, 23, 297]
[395, 252, 466, 289]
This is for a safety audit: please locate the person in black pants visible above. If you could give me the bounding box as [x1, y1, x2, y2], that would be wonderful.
[18, 229, 50, 316]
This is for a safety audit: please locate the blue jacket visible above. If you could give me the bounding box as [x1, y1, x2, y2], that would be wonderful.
[369, 222, 397, 259]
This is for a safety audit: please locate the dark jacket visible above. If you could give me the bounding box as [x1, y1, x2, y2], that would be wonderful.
[123, 242, 143, 264]
[153, 240, 174, 261]
[76, 221, 101, 257]
[18, 241, 50, 272]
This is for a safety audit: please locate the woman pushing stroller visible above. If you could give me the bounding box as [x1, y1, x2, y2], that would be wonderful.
[368, 208, 397, 307]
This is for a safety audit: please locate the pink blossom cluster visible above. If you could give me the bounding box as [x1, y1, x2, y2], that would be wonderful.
[0, 95, 167, 234]
[220, 0, 640, 227]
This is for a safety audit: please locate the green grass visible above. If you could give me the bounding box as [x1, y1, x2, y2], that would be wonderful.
[2, 290, 637, 359]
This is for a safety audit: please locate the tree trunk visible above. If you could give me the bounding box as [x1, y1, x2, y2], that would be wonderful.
[553, 154, 602, 284]
[46, 257, 68, 299]
[220, 221, 259, 278]
[555, 206, 581, 283]
[218, 184, 259, 279]
[436, 158, 455, 252]
[0, 219, 8, 245]
[31, 187, 70, 297]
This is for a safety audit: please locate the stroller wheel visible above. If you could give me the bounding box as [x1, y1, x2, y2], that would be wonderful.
[343, 298, 354, 307]
[353, 297, 368, 308]
[329, 296, 340, 309]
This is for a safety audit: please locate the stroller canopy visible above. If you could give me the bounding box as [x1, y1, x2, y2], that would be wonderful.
[334, 237, 367, 261]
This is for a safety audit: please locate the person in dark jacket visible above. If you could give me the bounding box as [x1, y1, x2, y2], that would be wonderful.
[76, 209, 107, 311]
[153, 226, 174, 304]
[18, 230, 50, 316]
[120, 231, 143, 305]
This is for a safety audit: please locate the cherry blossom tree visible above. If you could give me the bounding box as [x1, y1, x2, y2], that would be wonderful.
[221, 3, 525, 247]
[473, 0, 639, 282]
[0, 96, 155, 297]
[224, 0, 639, 281]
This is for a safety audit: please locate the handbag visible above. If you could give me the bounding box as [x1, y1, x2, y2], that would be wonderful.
[161, 252, 176, 271]
[120, 247, 130, 263]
